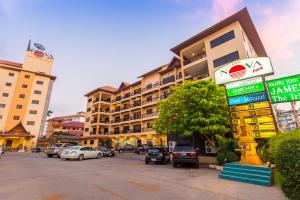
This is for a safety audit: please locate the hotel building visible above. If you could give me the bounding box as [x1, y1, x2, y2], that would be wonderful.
[0, 42, 56, 150]
[82, 8, 267, 149]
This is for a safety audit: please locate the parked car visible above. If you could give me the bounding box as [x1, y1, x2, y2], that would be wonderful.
[145, 147, 170, 164]
[60, 146, 103, 161]
[46, 143, 75, 157]
[31, 146, 43, 153]
[136, 144, 151, 154]
[100, 146, 115, 157]
[115, 144, 135, 153]
[172, 144, 199, 168]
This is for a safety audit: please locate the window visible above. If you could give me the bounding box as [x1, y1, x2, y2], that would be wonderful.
[87, 108, 91, 112]
[13, 116, 20, 120]
[147, 123, 152, 128]
[24, 74, 30, 78]
[2, 93, 9, 97]
[16, 104, 22, 109]
[85, 128, 89, 132]
[213, 51, 240, 68]
[146, 109, 153, 114]
[5, 82, 12, 86]
[8, 72, 14, 76]
[0, 104, 5, 108]
[22, 84, 28, 88]
[32, 100, 39, 104]
[90, 140, 94, 145]
[29, 110, 37, 114]
[27, 121, 35, 125]
[0, 115, 2, 119]
[83, 140, 87, 145]
[86, 118, 90, 122]
[19, 94, 25, 98]
[210, 30, 235, 48]
[88, 98, 92, 103]
[34, 90, 42, 95]
[36, 80, 43, 85]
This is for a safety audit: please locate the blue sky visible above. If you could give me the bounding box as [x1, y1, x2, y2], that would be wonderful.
[1, 0, 300, 116]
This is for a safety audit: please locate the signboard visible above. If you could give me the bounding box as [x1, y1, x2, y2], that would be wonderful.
[266, 74, 300, 103]
[244, 116, 274, 123]
[215, 57, 274, 84]
[228, 92, 268, 106]
[230, 101, 270, 112]
[252, 131, 277, 138]
[226, 77, 265, 97]
[231, 108, 272, 118]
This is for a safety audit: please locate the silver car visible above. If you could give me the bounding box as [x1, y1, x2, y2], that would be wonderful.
[60, 146, 102, 161]
[46, 143, 75, 158]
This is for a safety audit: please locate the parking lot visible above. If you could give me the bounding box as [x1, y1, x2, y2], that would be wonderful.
[0, 152, 286, 200]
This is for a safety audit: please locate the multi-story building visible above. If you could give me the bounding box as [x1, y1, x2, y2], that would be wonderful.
[82, 8, 267, 149]
[45, 112, 86, 138]
[0, 42, 56, 150]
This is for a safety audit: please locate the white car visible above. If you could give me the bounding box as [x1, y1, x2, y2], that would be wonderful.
[60, 146, 102, 161]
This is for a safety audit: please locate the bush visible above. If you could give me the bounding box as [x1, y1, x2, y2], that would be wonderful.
[256, 138, 271, 163]
[216, 139, 240, 164]
[269, 130, 300, 200]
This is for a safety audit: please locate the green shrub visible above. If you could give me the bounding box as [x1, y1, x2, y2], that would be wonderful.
[256, 138, 271, 163]
[269, 130, 300, 200]
[216, 139, 240, 164]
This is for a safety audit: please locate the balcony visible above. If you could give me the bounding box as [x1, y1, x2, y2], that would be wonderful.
[142, 82, 160, 93]
[183, 54, 209, 77]
[100, 98, 111, 103]
[112, 96, 122, 103]
[122, 117, 130, 122]
[91, 119, 98, 124]
[92, 109, 99, 113]
[99, 120, 109, 125]
[160, 75, 175, 87]
[99, 109, 110, 113]
[110, 130, 120, 135]
[112, 107, 121, 113]
[93, 98, 99, 104]
[122, 93, 131, 100]
[142, 127, 154, 132]
[121, 129, 132, 134]
[121, 105, 131, 112]
[132, 129, 141, 133]
[132, 88, 141, 96]
[142, 96, 159, 106]
[142, 112, 159, 119]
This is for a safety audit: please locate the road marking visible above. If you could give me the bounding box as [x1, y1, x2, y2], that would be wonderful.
[127, 180, 161, 192]
[94, 184, 128, 200]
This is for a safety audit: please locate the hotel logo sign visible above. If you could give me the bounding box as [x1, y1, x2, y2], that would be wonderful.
[215, 57, 274, 84]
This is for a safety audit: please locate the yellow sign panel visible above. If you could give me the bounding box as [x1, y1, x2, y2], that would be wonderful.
[244, 116, 274, 124]
[230, 101, 270, 112]
[250, 124, 276, 131]
[252, 131, 277, 138]
[231, 108, 272, 118]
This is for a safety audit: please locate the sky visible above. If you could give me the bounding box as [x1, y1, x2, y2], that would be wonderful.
[1, 0, 300, 116]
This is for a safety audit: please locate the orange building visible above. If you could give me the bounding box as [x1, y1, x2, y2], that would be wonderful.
[0, 42, 56, 151]
[82, 8, 267, 149]
[46, 112, 86, 138]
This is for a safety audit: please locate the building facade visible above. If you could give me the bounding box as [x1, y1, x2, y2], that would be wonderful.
[82, 8, 267, 149]
[45, 112, 86, 138]
[0, 42, 56, 150]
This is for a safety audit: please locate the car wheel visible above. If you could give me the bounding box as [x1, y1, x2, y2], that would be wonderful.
[97, 153, 102, 159]
[47, 154, 53, 158]
[195, 162, 200, 168]
[162, 159, 167, 164]
[173, 163, 177, 168]
[66, 158, 70, 161]
[119, 149, 123, 153]
[78, 154, 84, 161]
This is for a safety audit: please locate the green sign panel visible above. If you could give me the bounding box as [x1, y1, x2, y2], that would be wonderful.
[225, 77, 265, 97]
[267, 74, 300, 103]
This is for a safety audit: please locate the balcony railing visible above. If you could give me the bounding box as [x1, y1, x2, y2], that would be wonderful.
[161, 75, 175, 85]
[99, 120, 110, 124]
[176, 73, 182, 80]
[142, 82, 160, 93]
[183, 53, 206, 66]
[92, 109, 99, 113]
[142, 96, 159, 105]
[132, 88, 141, 96]
[121, 129, 132, 134]
[130, 115, 141, 120]
[122, 93, 131, 99]
[99, 109, 110, 113]
[142, 112, 159, 118]
[100, 98, 111, 103]
[122, 117, 130, 122]
[142, 127, 154, 132]
[110, 130, 120, 134]
[93, 98, 99, 103]
[91, 119, 98, 124]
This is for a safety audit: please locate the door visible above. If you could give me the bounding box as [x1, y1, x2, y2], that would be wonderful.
[88, 147, 97, 158]
[6, 140, 13, 148]
[80, 147, 90, 158]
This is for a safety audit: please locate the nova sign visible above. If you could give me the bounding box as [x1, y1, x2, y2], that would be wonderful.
[214, 57, 274, 84]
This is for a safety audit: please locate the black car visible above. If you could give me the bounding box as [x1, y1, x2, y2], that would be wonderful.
[100, 146, 115, 157]
[116, 144, 135, 153]
[145, 147, 170, 164]
[172, 145, 199, 168]
[136, 144, 151, 154]
[31, 146, 43, 153]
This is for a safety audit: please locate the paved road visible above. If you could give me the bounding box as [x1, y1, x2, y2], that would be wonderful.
[0, 152, 286, 200]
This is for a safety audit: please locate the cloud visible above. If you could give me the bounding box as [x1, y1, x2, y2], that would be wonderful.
[211, 0, 243, 22]
[258, 0, 300, 63]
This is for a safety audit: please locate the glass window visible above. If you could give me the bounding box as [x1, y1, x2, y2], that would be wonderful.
[90, 140, 94, 145]
[29, 110, 37, 114]
[210, 30, 235, 48]
[83, 140, 87, 145]
[13, 116, 20, 120]
[16, 104, 22, 109]
[24, 74, 30, 78]
[0, 104, 5, 108]
[19, 94, 25, 98]
[34, 90, 42, 95]
[22, 84, 28, 88]
[5, 82, 12, 86]
[32, 100, 39, 104]
[36, 80, 43, 85]
[27, 121, 35, 125]
[0, 115, 2, 119]
[213, 51, 239, 68]
[2, 93, 9, 97]
[8, 72, 14, 76]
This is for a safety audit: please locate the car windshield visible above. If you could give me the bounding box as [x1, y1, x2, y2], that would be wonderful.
[50, 144, 63, 147]
[174, 145, 193, 152]
[148, 148, 161, 153]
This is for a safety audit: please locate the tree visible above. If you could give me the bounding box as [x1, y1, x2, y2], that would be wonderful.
[154, 79, 231, 148]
